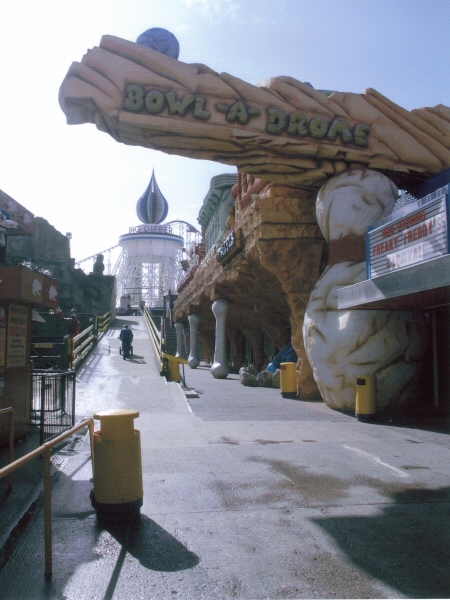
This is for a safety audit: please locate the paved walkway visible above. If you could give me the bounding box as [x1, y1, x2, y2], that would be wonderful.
[1, 316, 450, 599]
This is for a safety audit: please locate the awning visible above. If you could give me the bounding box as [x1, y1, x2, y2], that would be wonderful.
[338, 254, 450, 311]
[32, 310, 46, 323]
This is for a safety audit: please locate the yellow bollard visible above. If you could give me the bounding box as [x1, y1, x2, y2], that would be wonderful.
[355, 375, 377, 421]
[91, 409, 143, 520]
[163, 353, 188, 382]
[280, 362, 297, 398]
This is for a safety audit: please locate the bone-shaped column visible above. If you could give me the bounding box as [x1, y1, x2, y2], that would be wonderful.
[211, 298, 229, 379]
[188, 313, 200, 369]
[174, 321, 186, 359]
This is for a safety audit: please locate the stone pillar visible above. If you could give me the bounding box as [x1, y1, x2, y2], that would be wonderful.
[188, 313, 200, 369]
[211, 298, 229, 379]
[174, 321, 185, 358]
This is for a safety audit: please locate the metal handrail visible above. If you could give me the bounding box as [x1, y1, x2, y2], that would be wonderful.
[143, 307, 188, 384]
[72, 325, 95, 369]
[143, 306, 164, 369]
[98, 310, 112, 332]
[0, 407, 14, 491]
[73, 323, 94, 346]
[0, 418, 95, 577]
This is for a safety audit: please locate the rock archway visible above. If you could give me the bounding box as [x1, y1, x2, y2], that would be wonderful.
[59, 33, 450, 410]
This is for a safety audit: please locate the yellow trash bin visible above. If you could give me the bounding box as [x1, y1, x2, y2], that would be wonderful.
[91, 409, 143, 520]
[355, 375, 377, 421]
[280, 362, 297, 397]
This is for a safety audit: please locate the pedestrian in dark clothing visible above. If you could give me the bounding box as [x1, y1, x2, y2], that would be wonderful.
[119, 324, 133, 359]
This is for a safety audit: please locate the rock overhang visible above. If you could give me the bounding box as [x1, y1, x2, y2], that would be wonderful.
[59, 35, 450, 194]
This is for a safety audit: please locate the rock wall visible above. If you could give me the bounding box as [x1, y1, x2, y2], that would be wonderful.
[175, 183, 326, 393]
[7, 217, 115, 316]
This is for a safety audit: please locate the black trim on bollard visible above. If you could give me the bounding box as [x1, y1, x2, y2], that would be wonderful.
[355, 374, 377, 422]
[90, 489, 142, 521]
[356, 413, 377, 422]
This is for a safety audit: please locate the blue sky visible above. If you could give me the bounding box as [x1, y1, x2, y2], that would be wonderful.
[0, 0, 449, 270]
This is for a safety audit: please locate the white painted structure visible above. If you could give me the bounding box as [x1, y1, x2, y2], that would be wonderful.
[114, 226, 184, 309]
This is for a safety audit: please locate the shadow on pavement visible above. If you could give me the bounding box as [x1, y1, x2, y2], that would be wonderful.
[76, 350, 106, 383]
[126, 355, 146, 364]
[97, 513, 200, 599]
[102, 513, 199, 573]
[111, 318, 141, 329]
[312, 485, 450, 599]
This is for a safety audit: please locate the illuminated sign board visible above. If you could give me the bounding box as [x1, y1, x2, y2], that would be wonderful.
[367, 193, 449, 278]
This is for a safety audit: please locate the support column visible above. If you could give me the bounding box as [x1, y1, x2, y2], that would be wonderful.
[174, 321, 186, 359]
[188, 313, 200, 369]
[211, 298, 229, 379]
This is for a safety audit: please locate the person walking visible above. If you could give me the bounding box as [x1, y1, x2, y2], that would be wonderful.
[119, 324, 133, 360]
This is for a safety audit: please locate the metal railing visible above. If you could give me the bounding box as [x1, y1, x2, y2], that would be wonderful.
[30, 371, 76, 444]
[98, 310, 113, 333]
[0, 418, 94, 577]
[31, 311, 114, 372]
[72, 324, 95, 369]
[142, 306, 187, 384]
[0, 407, 14, 491]
[143, 305, 164, 373]
[31, 341, 66, 370]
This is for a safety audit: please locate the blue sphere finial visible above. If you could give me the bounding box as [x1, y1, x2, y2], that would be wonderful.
[136, 28, 180, 59]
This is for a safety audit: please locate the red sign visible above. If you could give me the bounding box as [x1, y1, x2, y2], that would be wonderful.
[0, 266, 58, 307]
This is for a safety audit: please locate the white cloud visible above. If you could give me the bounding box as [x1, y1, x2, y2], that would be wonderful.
[181, 0, 241, 20]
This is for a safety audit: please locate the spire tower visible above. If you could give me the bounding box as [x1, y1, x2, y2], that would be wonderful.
[114, 170, 183, 309]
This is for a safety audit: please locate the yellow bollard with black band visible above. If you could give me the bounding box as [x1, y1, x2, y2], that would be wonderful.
[280, 362, 297, 398]
[355, 375, 377, 421]
[91, 409, 143, 521]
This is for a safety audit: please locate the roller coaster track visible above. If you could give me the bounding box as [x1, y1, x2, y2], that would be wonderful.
[75, 245, 119, 274]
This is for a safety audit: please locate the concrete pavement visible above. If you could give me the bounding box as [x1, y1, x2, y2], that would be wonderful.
[1, 316, 450, 599]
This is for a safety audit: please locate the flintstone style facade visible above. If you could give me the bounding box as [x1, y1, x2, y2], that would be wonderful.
[175, 173, 325, 395]
[59, 33, 450, 411]
[303, 168, 428, 411]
